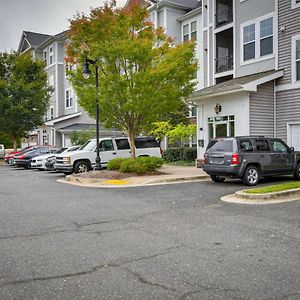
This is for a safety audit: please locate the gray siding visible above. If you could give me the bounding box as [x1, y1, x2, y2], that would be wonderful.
[277, 0, 300, 85]
[235, 0, 275, 77]
[166, 9, 185, 43]
[57, 64, 65, 117]
[249, 81, 275, 136]
[276, 88, 300, 142]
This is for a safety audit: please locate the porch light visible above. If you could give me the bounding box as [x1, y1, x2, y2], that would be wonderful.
[214, 103, 222, 114]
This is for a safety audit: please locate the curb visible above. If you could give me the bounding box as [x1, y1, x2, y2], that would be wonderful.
[221, 187, 300, 205]
[236, 188, 300, 200]
[63, 174, 210, 188]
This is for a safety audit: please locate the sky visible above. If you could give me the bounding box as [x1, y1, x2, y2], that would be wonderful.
[0, 0, 127, 52]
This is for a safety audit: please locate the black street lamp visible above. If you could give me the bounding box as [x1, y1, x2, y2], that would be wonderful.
[82, 57, 102, 170]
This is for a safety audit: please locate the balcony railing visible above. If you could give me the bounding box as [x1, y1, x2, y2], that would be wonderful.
[215, 56, 233, 73]
[215, 8, 233, 28]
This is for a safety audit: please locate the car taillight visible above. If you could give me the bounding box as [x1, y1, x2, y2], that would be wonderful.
[231, 153, 239, 165]
[204, 153, 208, 164]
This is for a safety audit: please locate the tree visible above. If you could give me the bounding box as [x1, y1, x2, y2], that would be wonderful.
[71, 126, 95, 145]
[66, 1, 197, 158]
[0, 52, 52, 150]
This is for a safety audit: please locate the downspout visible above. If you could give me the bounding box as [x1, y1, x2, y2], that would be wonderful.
[274, 80, 277, 138]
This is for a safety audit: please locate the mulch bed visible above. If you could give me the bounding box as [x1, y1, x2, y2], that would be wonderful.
[73, 169, 165, 180]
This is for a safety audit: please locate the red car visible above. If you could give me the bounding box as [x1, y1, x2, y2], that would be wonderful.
[5, 145, 35, 164]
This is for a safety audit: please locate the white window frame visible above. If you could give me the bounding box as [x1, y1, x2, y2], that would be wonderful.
[43, 50, 47, 66]
[191, 21, 197, 41]
[50, 106, 54, 120]
[182, 24, 189, 42]
[182, 21, 198, 42]
[292, 34, 300, 83]
[240, 12, 275, 66]
[65, 89, 74, 108]
[292, 0, 300, 10]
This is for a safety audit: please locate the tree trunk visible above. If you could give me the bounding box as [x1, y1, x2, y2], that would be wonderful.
[13, 137, 17, 151]
[128, 127, 136, 159]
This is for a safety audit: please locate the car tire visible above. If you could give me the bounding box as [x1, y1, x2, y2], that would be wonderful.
[210, 175, 225, 183]
[243, 166, 259, 186]
[293, 162, 300, 180]
[74, 161, 89, 174]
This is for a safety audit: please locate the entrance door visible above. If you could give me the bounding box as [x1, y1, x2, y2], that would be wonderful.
[291, 124, 300, 151]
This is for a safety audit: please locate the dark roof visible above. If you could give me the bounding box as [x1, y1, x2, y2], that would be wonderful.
[37, 30, 67, 49]
[23, 31, 52, 47]
[191, 70, 283, 99]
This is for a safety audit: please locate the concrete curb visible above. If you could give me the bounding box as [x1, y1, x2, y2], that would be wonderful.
[221, 187, 300, 205]
[62, 174, 210, 188]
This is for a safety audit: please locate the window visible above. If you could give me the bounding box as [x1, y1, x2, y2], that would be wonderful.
[43, 51, 47, 65]
[207, 140, 233, 152]
[191, 21, 197, 41]
[115, 139, 130, 150]
[49, 75, 54, 87]
[243, 24, 255, 61]
[135, 138, 159, 148]
[269, 140, 289, 153]
[208, 115, 235, 139]
[65, 90, 73, 108]
[255, 139, 271, 152]
[49, 46, 53, 65]
[50, 107, 54, 119]
[239, 140, 254, 152]
[183, 24, 189, 42]
[99, 140, 114, 151]
[296, 40, 300, 81]
[191, 105, 197, 117]
[65, 63, 73, 77]
[241, 15, 274, 62]
[260, 17, 273, 56]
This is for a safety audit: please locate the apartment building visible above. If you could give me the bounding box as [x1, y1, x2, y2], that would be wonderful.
[17, 31, 121, 148]
[145, 0, 300, 159]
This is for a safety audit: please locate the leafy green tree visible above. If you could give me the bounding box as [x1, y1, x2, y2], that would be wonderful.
[66, 1, 197, 158]
[71, 126, 95, 145]
[167, 124, 196, 145]
[0, 52, 52, 150]
[149, 121, 172, 142]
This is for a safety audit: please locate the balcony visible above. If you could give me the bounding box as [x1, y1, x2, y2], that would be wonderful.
[215, 7, 233, 28]
[215, 55, 233, 73]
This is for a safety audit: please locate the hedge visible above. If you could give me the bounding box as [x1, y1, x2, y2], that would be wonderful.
[107, 157, 163, 174]
[162, 147, 197, 162]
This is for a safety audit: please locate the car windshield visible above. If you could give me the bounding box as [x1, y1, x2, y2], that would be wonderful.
[79, 140, 96, 151]
[207, 140, 233, 152]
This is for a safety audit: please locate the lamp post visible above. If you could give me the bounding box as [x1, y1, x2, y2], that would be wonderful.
[82, 57, 102, 170]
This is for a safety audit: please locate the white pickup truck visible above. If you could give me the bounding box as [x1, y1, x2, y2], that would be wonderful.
[54, 137, 161, 174]
[0, 144, 5, 158]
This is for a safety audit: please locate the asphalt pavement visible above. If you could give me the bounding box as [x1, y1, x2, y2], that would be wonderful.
[0, 164, 299, 300]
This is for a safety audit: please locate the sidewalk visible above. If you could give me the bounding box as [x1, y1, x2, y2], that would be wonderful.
[62, 165, 210, 188]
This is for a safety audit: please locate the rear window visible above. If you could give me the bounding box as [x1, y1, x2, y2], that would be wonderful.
[206, 140, 233, 152]
[239, 140, 254, 152]
[135, 139, 159, 149]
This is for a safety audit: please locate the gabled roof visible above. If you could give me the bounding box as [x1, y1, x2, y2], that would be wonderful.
[190, 70, 284, 100]
[149, 0, 200, 10]
[18, 31, 52, 53]
[37, 30, 67, 49]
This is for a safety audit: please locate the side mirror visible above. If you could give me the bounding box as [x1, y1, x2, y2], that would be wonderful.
[289, 147, 294, 152]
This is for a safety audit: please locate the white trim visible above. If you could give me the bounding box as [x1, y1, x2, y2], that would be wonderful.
[214, 70, 234, 79]
[292, 34, 300, 83]
[55, 43, 59, 118]
[44, 112, 82, 126]
[214, 23, 233, 34]
[240, 12, 275, 65]
[65, 89, 74, 109]
[276, 82, 300, 91]
[292, 0, 300, 10]
[287, 122, 300, 147]
[275, 0, 279, 70]
[163, 7, 167, 30]
[233, 0, 236, 78]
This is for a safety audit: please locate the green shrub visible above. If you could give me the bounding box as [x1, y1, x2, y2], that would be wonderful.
[109, 157, 163, 174]
[107, 158, 127, 170]
[162, 147, 197, 162]
[182, 147, 197, 161]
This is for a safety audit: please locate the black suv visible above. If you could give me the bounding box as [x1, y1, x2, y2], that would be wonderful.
[203, 136, 300, 186]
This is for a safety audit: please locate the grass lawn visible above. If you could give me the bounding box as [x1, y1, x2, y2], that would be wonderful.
[245, 181, 300, 194]
[165, 161, 195, 167]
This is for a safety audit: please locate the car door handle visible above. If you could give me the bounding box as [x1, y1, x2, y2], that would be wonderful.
[112, 152, 116, 155]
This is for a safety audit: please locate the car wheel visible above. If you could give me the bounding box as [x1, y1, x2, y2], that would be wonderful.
[243, 166, 259, 186]
[210, 175, 225, 183]
[74, 161, 89, 174]
[293, 162, 300, 180]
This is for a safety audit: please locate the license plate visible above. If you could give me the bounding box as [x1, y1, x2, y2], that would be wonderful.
[210, 159, 224, 165]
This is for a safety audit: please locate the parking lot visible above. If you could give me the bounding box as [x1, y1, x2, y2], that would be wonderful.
[0, 164, 299, 299]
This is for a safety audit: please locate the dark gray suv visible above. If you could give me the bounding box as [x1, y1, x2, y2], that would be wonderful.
[203, 136, 300, 186]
